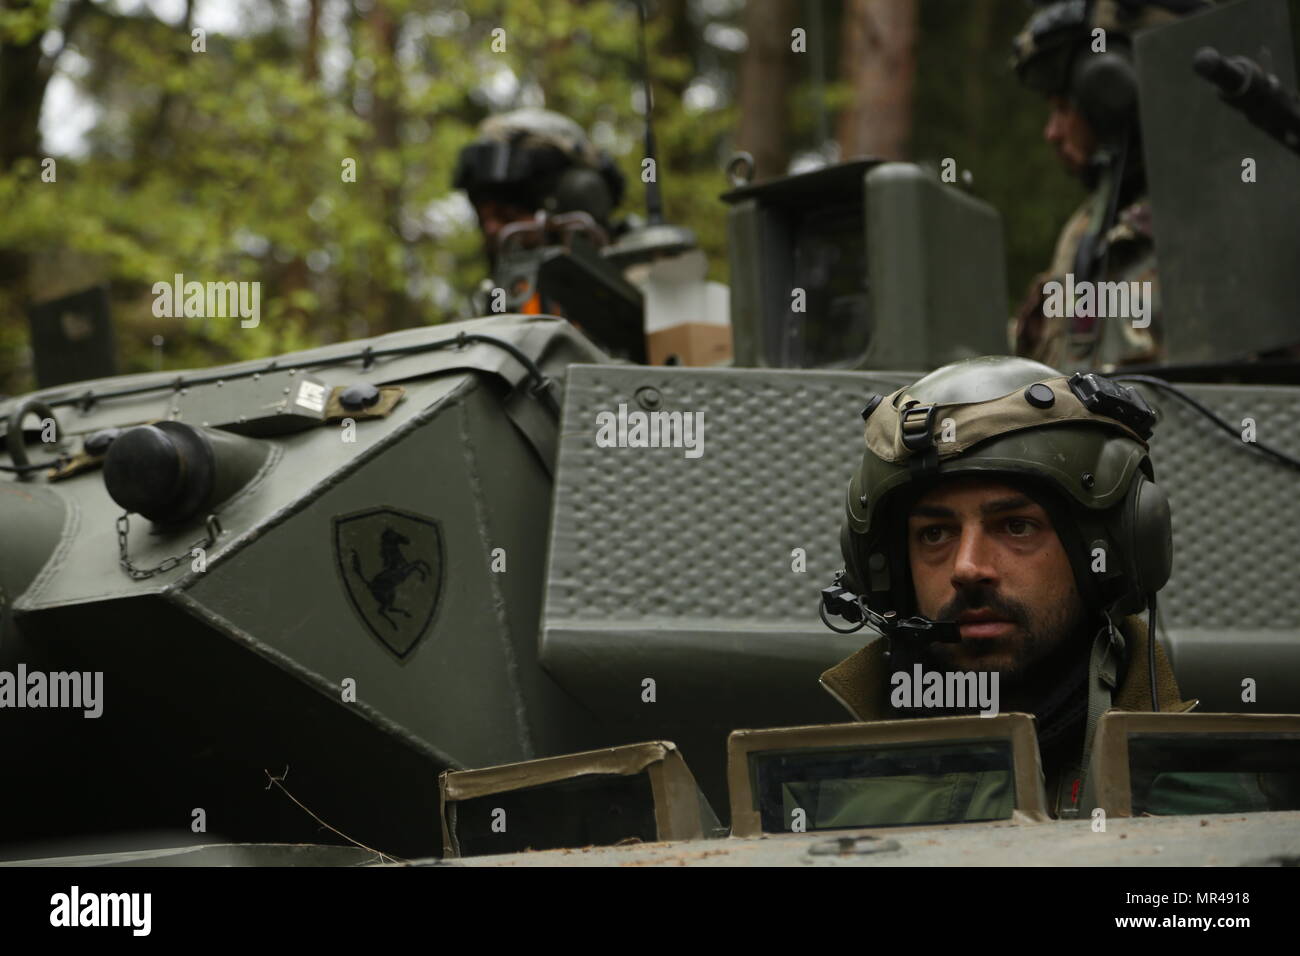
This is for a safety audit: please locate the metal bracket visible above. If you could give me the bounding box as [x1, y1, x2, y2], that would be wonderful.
[899, 402, 938, 452]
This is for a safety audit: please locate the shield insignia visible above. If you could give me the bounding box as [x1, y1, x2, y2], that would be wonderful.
[333, 507, 444, 659]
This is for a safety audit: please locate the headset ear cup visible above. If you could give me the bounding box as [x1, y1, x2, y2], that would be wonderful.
[1130, 478, 1173, 594]
[1071, 48, 1137, 140]
[552, 167, 614, 223]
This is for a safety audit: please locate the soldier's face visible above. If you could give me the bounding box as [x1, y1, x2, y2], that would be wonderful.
[474, 198, 538, 267]
[1044, 95, 1096, 178]
[907, 477, 1084, 683]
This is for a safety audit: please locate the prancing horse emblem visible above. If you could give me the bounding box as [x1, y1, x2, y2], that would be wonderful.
[334, 507, 444, 659]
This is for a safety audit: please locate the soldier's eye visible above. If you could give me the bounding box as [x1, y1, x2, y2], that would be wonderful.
[917, 526, 950, 545]
[1005, 517, 1036, 536]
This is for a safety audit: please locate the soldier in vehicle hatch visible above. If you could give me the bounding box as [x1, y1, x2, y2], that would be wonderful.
[452, 107, 626, 276]
[819, 355, 1269, 822]
[1007, 0, 1209, 371]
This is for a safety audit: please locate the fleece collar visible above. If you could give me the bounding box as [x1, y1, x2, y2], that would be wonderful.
[819, 615, 1196, 722]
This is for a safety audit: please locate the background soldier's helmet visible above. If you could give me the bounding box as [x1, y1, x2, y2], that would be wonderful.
[452, 107, 626, 226]
[841, 356, 1173, 623]
[1011, 0, 1209, 138]
[1011, 0, 1092, 98]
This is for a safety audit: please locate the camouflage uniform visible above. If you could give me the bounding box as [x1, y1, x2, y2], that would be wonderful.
[1011, 193, 1162, 370]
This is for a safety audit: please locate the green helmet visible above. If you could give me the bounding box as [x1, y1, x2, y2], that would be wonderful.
[840, 356, 1172, 624]
[452, 107, 625, 225]
[1011, 0, 1092, 98]
[1011, 1, 1209, 139]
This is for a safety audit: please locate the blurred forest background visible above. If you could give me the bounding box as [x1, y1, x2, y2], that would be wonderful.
[0, 0, 1092, 395]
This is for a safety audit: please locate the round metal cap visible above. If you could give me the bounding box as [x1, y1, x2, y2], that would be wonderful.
[340, 383, 381, 411]
[103, 426, 183, 515]
[103, 422, 215, 524]
[861, 394, 883, 421]
[1024, 382, 1057, 408]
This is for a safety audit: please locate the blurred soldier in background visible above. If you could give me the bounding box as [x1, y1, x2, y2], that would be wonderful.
[1009, 0, 1207, 370]
[452, 108, 626, 275]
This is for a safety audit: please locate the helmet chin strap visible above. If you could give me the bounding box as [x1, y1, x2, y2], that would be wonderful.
[1066, 610, 1125, 818]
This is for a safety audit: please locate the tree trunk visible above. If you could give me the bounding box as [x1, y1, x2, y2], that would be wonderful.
[0, 23, 43, 307]
[736, 0, 797, 181]
[366, 0, 409, 331]
[305, 0, 321, 81]
[0, 0, 94, 354]
[836, 0, 917, 161]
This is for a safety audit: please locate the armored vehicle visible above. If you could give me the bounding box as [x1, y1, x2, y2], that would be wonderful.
[3, 0, 1300, 867]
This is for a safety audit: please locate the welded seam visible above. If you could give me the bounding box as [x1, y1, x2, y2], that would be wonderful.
[458, 389, 535, 759]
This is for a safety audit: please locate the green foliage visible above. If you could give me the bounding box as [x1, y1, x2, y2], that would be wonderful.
[0, 0, 1121, 394]
[0, 0, 735, 393]
[0, 0, 56, 46]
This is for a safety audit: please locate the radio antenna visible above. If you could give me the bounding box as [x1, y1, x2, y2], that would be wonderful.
[810, 0, 829, 158]
[635, 0, 665, 225]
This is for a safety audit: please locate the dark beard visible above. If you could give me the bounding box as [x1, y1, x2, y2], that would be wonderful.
[910, 582, 1090, 714]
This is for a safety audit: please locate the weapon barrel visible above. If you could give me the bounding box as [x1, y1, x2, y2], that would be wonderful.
[1193, 46, 1300, 156]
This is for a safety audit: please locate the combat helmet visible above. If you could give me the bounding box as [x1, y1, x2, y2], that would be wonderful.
[838, 356, 1172, 627]
[1011, 0, 1209, 140]
[1011, 0, 1093, 100]
[452, 107, 626, 225]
